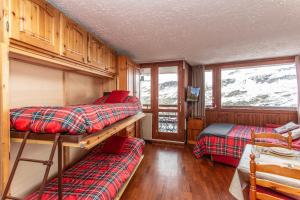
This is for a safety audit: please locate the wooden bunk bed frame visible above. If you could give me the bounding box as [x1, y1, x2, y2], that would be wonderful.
[2, 112, 145, 200]
[10, 112, 145, 149]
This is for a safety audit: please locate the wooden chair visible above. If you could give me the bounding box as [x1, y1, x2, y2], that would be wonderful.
[249, 154, 300, 200]
[251, 130, 292, 149]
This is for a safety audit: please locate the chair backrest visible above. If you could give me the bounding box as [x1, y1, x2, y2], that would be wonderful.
[250, 130, 292, 149]
[249, 154, 300, 200]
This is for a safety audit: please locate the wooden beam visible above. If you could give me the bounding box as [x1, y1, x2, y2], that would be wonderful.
[114, 155, 144, 200]
[0, 43, 10, 196]
[0, 0, 10, 193]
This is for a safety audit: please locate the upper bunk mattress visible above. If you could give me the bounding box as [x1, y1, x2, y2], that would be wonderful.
[10, 97, 142, 135]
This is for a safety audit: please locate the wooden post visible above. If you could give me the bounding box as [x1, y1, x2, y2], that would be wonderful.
[0, 44, 10, 195]
[58, 138, 63, 200]
[251, 129, 255, 146]
[0, 0, 10, 194]
[287, 131, 292, 149]
[249, 154, 256, 200]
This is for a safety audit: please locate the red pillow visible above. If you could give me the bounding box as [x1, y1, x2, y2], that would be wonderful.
[105, 90, 129, 103]
[94, 96, 109, 104]
[102, 136, 128, 154]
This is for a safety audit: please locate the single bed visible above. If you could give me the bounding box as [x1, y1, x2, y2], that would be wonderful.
[193, 123, 300, 167]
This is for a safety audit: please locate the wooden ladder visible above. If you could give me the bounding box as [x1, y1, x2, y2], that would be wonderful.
[1, 132, 61, 200]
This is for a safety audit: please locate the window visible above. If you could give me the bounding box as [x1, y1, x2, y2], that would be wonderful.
[221, 63, 298, 108]
[140, 68, 151, 109]
[158, 66, 178, 109]
[205, 70, 213, 107]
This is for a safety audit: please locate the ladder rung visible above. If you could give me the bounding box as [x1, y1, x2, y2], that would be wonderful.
[5, 196, 21, 200]
[19, 158, 52, 165]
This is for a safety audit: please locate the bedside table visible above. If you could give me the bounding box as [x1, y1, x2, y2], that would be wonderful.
[187, 118, 204, 144]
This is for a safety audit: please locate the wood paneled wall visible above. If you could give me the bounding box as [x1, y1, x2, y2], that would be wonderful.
[206, 109, 298, 127]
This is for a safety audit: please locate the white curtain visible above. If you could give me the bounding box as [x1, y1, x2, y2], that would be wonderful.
[295, 56, 300, 123]
[191, 65, 205, 118]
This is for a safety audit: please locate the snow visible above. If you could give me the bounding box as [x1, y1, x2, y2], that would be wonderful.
[221, 63, 298, 107]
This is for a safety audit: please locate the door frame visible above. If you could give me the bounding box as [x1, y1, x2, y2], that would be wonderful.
[140, 61, 185, 142]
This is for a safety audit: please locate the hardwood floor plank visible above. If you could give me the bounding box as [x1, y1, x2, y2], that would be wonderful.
[121, 143, 236, 200]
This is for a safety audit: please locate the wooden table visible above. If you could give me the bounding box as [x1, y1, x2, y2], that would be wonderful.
[229, 144, 300, 200]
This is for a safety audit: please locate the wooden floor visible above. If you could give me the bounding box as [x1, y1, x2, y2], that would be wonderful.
[121, 142, 236, 200]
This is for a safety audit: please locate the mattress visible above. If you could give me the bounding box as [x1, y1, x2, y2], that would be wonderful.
[26, 137, 145, 200]
[193, 124, 300, 165]
[10, 96, 142, 135]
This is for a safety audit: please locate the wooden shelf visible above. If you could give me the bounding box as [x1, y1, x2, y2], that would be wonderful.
[11, 112, 146, 150]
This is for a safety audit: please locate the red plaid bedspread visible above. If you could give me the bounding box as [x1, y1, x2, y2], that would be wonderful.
[10, 97, 141, 135]
[26, 137, 145, 200]
[193, 125, 300, 159]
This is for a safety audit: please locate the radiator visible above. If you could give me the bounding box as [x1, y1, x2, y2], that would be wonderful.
[141, 113, 152, 140]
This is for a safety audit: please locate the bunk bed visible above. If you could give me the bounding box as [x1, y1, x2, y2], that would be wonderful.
[3, 96, 145, 200]
[26, 137, 145, 200]
[193, 123, 300, 167]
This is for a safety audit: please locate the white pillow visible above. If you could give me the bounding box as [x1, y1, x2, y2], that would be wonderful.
[282, 128, 300, 140]
[274, 122, 300, 134]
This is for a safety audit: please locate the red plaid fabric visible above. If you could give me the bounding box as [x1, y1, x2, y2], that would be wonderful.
[10, 97, 141, 135]
[26, 137, 145, 200]
[193, 125, 300, 159]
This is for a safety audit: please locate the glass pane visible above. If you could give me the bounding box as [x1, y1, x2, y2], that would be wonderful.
[221, 63, 297, 107]
[158, 66, 178, 109]
[140, 68, 151, 109]
[158, 112, 178, 133]
[205, 70, 213, 107]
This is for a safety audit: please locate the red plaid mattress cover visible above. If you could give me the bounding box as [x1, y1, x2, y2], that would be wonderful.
[193, 125, 300, 159]
[10, 97, 142, 135]
[26, 137, 145, 200]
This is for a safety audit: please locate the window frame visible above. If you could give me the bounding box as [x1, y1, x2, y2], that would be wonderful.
[206, 57, 297, 112]
[139, 66, 153, 112]
[204, 69, 214, 108]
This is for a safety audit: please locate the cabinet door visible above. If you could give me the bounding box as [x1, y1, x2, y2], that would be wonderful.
[87, 34, 105, 69]
[108, 50, 117, 74]
[61, 15, 87, 63]
[10, 0, 60, 53]
[87, 34, 98, 66]
[102, 46, 109, 71]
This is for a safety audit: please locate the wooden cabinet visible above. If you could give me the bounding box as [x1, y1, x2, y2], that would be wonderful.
[8, 0, 117, 77]
[10, 0, 60, 53]
[103, 46, 117, 73]
[87, 35, 116, 73]
[118, 55, 140, 96]
[108, 49, 117, 74]
[60, 14, 87, 63]
[87, 34, 105, 70]
[187, 118, 204, 144]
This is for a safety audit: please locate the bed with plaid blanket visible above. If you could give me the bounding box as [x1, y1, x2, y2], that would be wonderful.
[26, 137, 145, 200]
[10, 96, 142, 135]
[193, 124, 300, 160]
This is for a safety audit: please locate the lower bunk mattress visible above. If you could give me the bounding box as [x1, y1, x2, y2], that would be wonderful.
[26, 137, 145, 200]
[193, 123, 300, 167]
